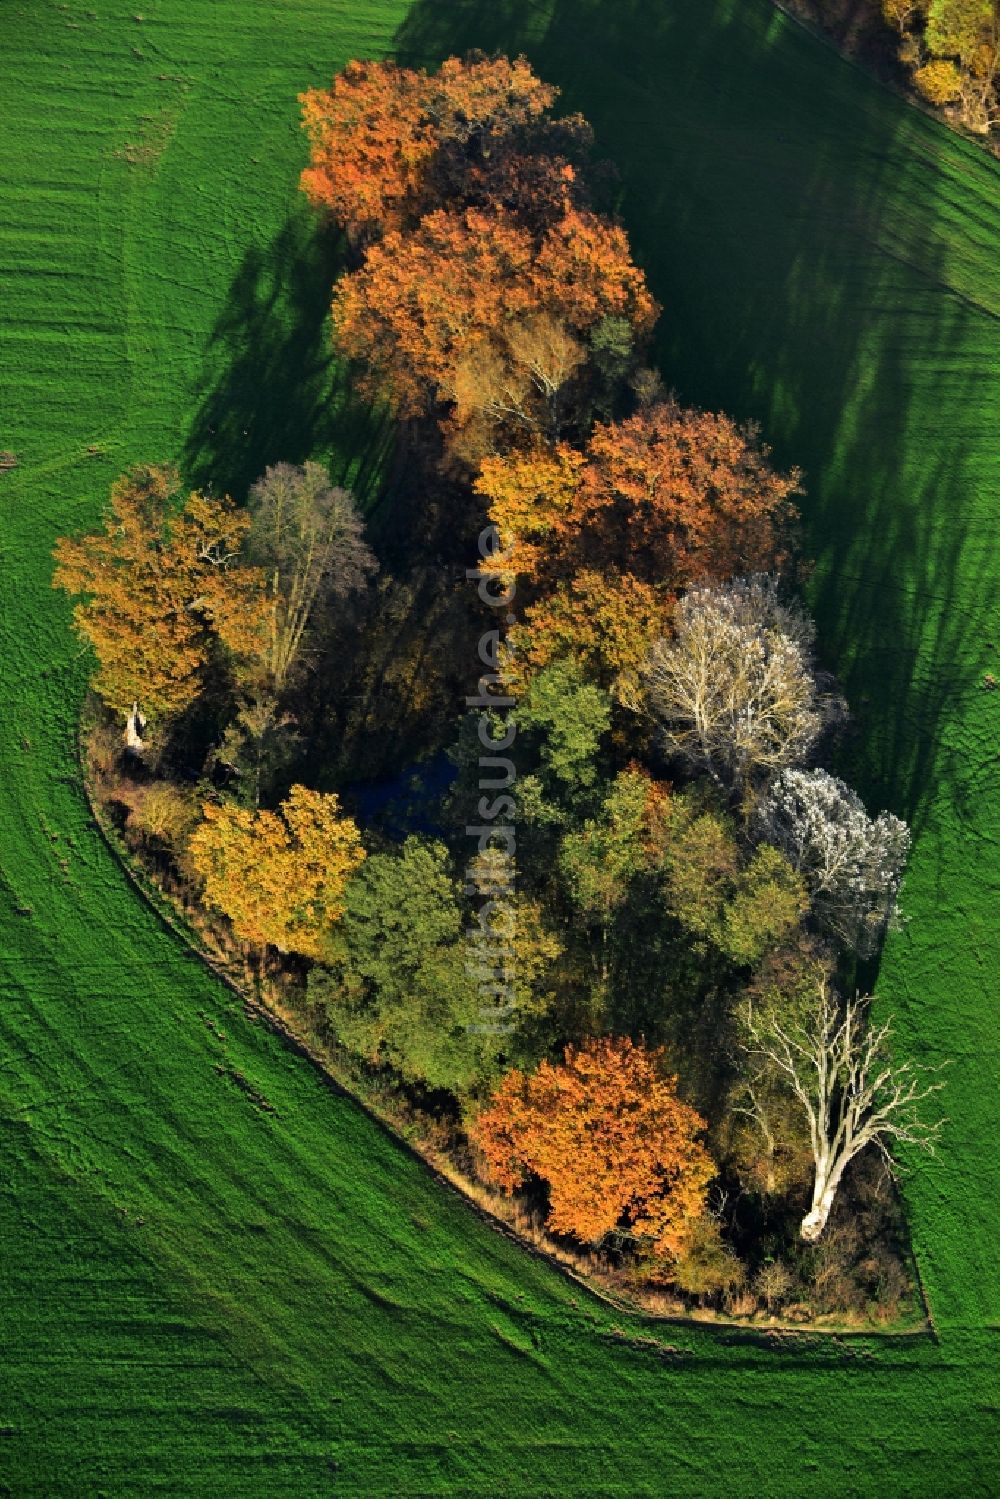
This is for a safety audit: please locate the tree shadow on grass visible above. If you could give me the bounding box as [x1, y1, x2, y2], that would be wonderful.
[393, 0, 998, 848]
[181, 208, 392, 510]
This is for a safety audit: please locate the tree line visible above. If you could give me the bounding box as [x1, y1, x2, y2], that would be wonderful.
[53, 52, 945, 1321]
[800, 0, 998, 140]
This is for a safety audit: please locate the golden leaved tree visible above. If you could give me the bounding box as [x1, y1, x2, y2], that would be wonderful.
[52, 465, 268, 725]
[189, 784, 365, 959]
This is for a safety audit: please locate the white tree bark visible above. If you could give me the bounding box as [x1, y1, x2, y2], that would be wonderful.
[742, 983, 945, 1241]
[800, 1151, 850, 1242]
[123, 701, 147, 753]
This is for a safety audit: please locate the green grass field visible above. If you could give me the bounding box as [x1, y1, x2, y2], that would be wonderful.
[0, 1, 996, 1493]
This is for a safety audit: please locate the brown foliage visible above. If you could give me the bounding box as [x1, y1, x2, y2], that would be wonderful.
[478, 401, 799, 592]
[331, 205, 657, 450]
[477, 402, 797, 698]
[579, 401, 800, 582]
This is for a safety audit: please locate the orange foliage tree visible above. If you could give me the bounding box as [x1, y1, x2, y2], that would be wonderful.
[331, 205, 658, 451]
[300, 54, 558, 245]
[478, 400, 800, 592]
[473, 1036, 714, 1259]
[189, 785, 365, 958]
[53, 465, 267, 724]
[580, 401, 801, 582]
[477, 401, 797, 699]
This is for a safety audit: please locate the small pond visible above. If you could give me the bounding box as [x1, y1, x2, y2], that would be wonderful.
[342, 750, 457, 839]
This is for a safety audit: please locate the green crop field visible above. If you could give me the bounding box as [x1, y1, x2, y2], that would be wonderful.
[0, 0, 996, 1493]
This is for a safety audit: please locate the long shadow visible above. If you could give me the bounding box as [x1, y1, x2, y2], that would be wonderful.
[181, 208, 390, 506]
[392, 0, 998, 844]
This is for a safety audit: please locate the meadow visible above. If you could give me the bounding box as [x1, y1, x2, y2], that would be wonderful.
[0, 0, 996, 1493]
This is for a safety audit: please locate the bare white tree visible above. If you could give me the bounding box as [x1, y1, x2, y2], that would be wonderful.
[759, 768, 910, 957]
[644, 578, 831, 797]
[742, 981, 946, 1241]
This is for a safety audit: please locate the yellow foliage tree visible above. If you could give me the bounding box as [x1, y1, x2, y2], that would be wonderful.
[884, 0, 999, 134]
[914, 56, 965, 100]
[506, 570, 673, 709]
[189, 785, 365, 958]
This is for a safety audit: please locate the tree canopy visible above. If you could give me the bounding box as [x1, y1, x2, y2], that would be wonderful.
[245, 460, 376, 691]
[189, 785, 365, 958]
[474, 1036, 714, 1260]
[53, 465, 267, 722]
[332, 205, 657, 457]
[54, 50, 931, 1314]
[300, 55, 559, 243]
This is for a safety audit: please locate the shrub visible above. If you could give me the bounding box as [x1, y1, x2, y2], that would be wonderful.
[670, 1214, 746, 1300]
[753, 1260, 795, 1311]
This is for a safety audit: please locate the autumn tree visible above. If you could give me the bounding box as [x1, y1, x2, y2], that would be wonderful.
[300, 54, 559, 246]
[53, 465, 267, 730]
[449, 121, 595, 235]
[508, 571, 673, 709]
[917, 2, 999, 133]
[670, 1214, 747, 1302]
[881, 0, 999, 134]
[581, 402, 799, 582]
[473, 1037, 715, 1259]
[741, 979, 946, 1241]
[245, 461, 377, 691]
[644, 578, 831, 800]
[477, 405, 797, 699]
[331, 205, 657, 456]
[474, 442, 586, 583]
[477, 401, 799, 590]
[189, 784, 365, 959]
